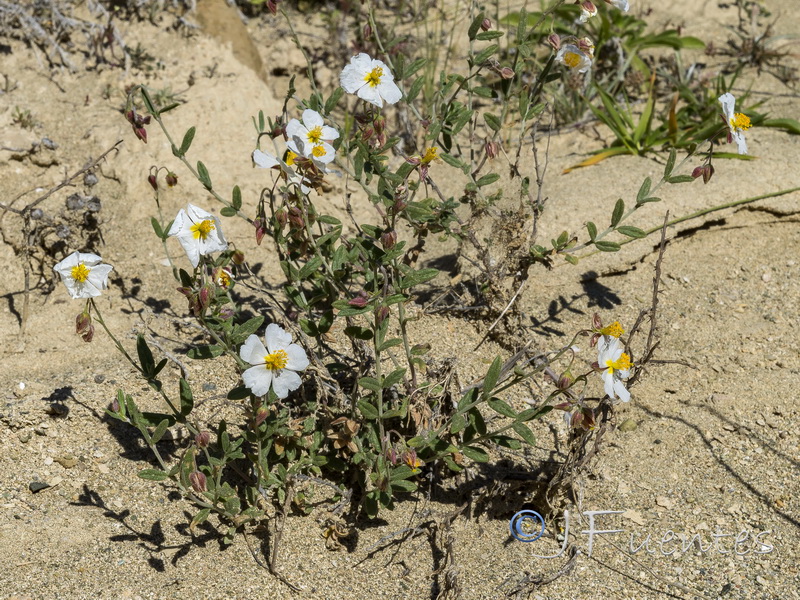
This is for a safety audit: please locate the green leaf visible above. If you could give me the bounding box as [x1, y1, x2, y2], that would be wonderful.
[472, 44, 499, 65]
[179, 378, 194, 416]
[460, 445, 489, 463]
[390, 465, 417, 481]
[487, 397, 517, 418]
[667, 175, 695, 184]
[761, 117, 800, 135]
[468, 12, 485, 40]
[138, 469, 169, 481]
[151, 217, 164, 239]
[197, 161, 212, 190]
[450, 413, 467, 434]
[482, 356, 502, 399]
[358, 377, 382, 393]
[150, 419, 170, 444]
[179, 126, 196, 156]
[324, 87, 344, 114]
[475, 30, 504, 41]
[227, 386, 251, 400]
[476, 173, 500, 187]
[391, 479, 418, 492]
[344, 326, 373, 340]
[405, 58, 427, 79]
[611, 198, 624, 228]
[406, 77, 425, 103]
[594, 240, 621, 252]
[298, 256, 323, 280]
[512, 421, 536, 445]
[187, 344, 225, 360]
[586, 221, 597, 241]
[140, 88, 157, 116]
[136, 335, 155, 377]
[191, 508, 211, 530]
[357, 399, 380, 420]
[637, 196, 661, 205]
[664, 148, 676, 178]
[399, 268, 439, 289]
[484, 112, 501, 132]
[617, 226, 646, 239]
[231, 316, 265, 345]
[636, 177, 652, 204]
[220, 206, 237, 217]
[377, 338, 403, 352]
[382, 368, 406, 389]
[440, 152, 469, 174]
[231, 186, 242, 210]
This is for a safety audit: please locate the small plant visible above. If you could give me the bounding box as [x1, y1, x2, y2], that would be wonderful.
[12, 106, 38, 129]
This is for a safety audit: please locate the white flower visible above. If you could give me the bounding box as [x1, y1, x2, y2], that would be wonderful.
[252, 148, 279, 170]
[556, 44, 593, 74]
[597, 336, 632, 403]
[286, 109, 339, 165]
[167, 204, 228, 268]
[240, 324, 310, 399]
[53, 251, 113, 299]
[340, 53, 402, 108]
[604, 0, 629, 11]
[718, 93, 751, 155]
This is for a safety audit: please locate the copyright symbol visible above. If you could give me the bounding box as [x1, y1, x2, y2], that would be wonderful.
[509, 509, 545, 542]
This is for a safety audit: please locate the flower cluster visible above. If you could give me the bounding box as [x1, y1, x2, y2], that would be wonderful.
[554, 0, 630, 74]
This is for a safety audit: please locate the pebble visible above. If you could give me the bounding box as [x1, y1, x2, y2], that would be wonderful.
[94, 374, 106, 384]
[55, 455, 78, 468]
[618, 418, 637, 432]
[18, 431, 31, 443]
[29, 481, 50, 493]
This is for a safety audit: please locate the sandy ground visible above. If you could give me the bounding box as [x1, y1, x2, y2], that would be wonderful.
[0, 0, 798, 598]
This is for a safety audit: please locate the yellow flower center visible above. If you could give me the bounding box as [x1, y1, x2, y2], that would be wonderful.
[564, 52, 581, 69]
[191, 219, 215, 241]
[311, 145, 327, 158]
[606, 352, 632, 374]
[421, 146, 439, 164]
[307, 125, 323, 145]
[286, 150, 298, 166]
[264, 349, 288, 371]
[730, 113, 751, 131]
[364, 66, 383, 87]
[217, 270, 232, 288]
[600, 321, 624, 337]
[71, 263, 90, 283]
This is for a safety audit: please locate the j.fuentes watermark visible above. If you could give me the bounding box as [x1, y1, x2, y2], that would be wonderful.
[509, 509, 774, 559]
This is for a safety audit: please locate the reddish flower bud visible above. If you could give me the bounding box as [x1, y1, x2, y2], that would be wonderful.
[592, 313, 603, 329]
[692, 166, 704, 179]
[111, 398, 120, 413]
[380, 230, 397, 250]
[702, 164, 714, 184]
[480, 18, 492, 31]
[288, 206, 304, 229]
[255, 407, 269, 426]
[348, 294, 368, 308]
[231, 250, 245, 265]
[165, 172, 178, 187]
[485, 140, 500, 159]
[195, 431, 211, 448]
[76, 312, 92, 335]
[499, 67, 515, 79]
[363, 23, 372, 39]
[80, 324, 95, 343]
[147, 174, 158, 190]
[547, 33, 561, 51]
[254, 218, 267, 245]
[189, 471, 207, 493]
[375, 305, 390, 324]
[198, 285, 213, 311]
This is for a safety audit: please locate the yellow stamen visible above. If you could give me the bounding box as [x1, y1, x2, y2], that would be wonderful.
[564, 52, 581, 69]
[191, 219, 215, 241]
[600, 321, 624, 338]
[421, 146, 438, 164]
[731, 113, 751, 131]
[364, 66, 383, 87]
[311, 145, 327, 158]
[307, 125, 323, 145]
[217, 270, 232, 288]
[71, 263, 90, 283]
[263, 349, 288, 371]
[286, 151, 298, 166]
[606, 352, 632, 374]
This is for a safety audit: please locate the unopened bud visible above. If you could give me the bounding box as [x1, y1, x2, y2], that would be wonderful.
[499, 67, 515, 79]
[485, 140, 500, 159]
[392, 197, 407, 214]
[547, 33, 561, 51]
[348, 294, 368, 308]
[76, 312, 92, 335]
[195, 431, 211, 448]
[254, 218, 267, 245]
[480, 17, 492, 31]
[361, 126, 374, 141]
[189, 470, 207, 493]
[380, 230, 397, 250]
[198, 285, 213, 311]
[702, 164, 714, 184]
[375, 305, 390, 324]
[288, 206, 304, 229]
[363, 23, 372, 39]
[147, 174, 158, 190]
[111, 398, 120, 413]
[231, 250, 245, 265]
[592, 313, 603, 329]
[692, 166, 704, 179]
[557, 374, 572, 390]
[255, 406, 269, 426]
[80, 324, 95, 343]
[165, 172, 178, 187]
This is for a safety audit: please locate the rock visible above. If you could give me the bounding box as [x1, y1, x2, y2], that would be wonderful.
[29, 481, 50, 493]
[618, 418, 637, 432]
[55, 455, 78, 469]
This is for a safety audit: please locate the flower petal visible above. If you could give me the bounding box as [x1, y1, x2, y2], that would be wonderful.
[253, 149, 279, 169]
[243, 365, 272, 397]
[86, 264, 113, 291]
[265, 323, 293, 354]
[718, 93, 736, 122]
[733, 130, 748, 154]
[357, 84, 384, 108]
[240, 334, 268, 365]
[377, 80, 403, 105]
[302, 109, 323, 130]
[167, 209, 188, 237]
[284, 343, 309, 371]
[602, 371, 616, 399]
[320, 126, 339, 141]
[271, 369, 302, 399]
[613, 378, 631, 402]
[285, 118, 306, 140]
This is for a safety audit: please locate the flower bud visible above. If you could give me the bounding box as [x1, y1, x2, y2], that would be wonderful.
[110, 398, 120, 413]
[76, 312, 92, 335]
[348, 293, 368, 308]
[189, 471, 207, 493]
[702, 164, 714, 184]
[692, 166, 704, 179]
[288, 206, 304, 229]
[198, 284, 213, 312]
[485, 140, 500, 159]
[499, 67, 515, 79]
[480, 18, 492, 31]
[218, 306, 235, 321]
[254, 218, 267, 245]
[375, 305, 390, 325]
[195, 431, 211, 448]
[80, 324, 95, 343]
[577, 36, 595, 57]
[392, 197, 407, 214]
[592, 313, 603, 329]
[557, 374, 572, 390]
[380, 230, 397, 250]
[231, 250, 245, 265]
[363, 23, 372, 39]
[147, 174, 158, 190]
[547, 33, 561, 51]
[165, 172, 178, 187]
[361, 127, 374, 142]
[255, 406, 269, 426]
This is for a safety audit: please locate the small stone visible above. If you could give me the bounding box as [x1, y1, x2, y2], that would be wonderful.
[656, 496, 675, 510]
[29, 482, 50, 493]
[34, 427, 47, 436]
[18, 431, 31, 443]
[761, 273, 771, 283]
[55, 455, 78, 469]
[756, 575, 767, 586]
[201, 382, 216, 392]
[618, 419, 638, 432]
[97, 464, 110, 474]
[43, 457, 53, 466]
[94, 374, 106, 384]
